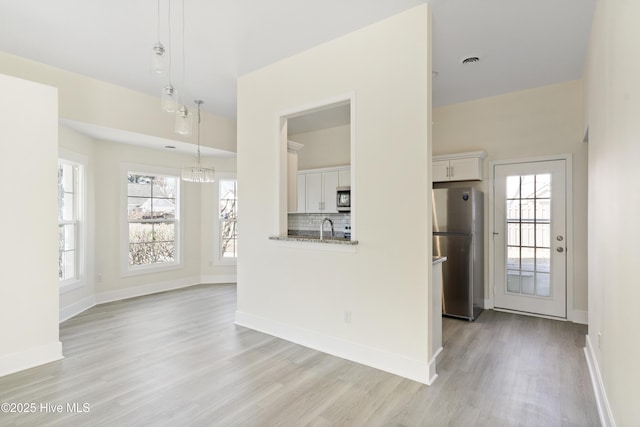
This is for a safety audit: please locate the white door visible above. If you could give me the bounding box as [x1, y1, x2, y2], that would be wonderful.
[493, 160, 567, 318]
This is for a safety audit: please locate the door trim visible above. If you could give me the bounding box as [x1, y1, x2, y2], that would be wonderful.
[488, 154, 575, 321]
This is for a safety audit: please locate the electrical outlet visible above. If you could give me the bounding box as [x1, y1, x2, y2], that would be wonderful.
[344, 310, 352, 324]
[97, 273, 103, 283]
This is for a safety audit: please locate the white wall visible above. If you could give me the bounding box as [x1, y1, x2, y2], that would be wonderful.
[290, 124, 350, 170]
[236, 5, 433, 383]
[433, 80, 588, 321]
[584, 0, 640, 424]
[0, 52, 236, 153]
[0, 74, 62, 376]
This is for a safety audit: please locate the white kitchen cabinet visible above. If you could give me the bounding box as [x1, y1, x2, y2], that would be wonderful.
[296, 174, 306, 213]
[305, 171, 339, 213]
[297, 166, 349, 213]
[338, 169, 351, 187]
[432, 151, 487, 182]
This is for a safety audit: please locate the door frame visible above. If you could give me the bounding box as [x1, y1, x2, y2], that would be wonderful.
[488, 154, 575, 321]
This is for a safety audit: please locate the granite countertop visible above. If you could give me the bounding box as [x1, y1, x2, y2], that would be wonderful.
[433, 256, 447, 264]
[269, 232, 359, 245]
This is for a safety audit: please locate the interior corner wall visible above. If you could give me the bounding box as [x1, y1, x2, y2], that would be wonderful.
[432, 80, 588, 319]
[0, 51, 236, 153]
[0, 74, 62, 376]
[236, 5, 431, 383]
[584, 0, 640, 424]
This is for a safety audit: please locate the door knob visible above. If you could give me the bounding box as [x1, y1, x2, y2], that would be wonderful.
[556, 247, 564, 253]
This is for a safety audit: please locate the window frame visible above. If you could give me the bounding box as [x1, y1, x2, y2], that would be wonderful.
[121, 164, 183, 276]
[214, 172, 237, 265]
[58, 149, 87, 293]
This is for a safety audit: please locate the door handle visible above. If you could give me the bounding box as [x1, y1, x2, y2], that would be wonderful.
[556, 247, 564, 253]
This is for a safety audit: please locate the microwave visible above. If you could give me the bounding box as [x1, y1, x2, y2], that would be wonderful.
[336, 186, 351, 212]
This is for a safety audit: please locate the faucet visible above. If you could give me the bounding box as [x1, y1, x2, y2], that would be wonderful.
[320, 217, 334, 240]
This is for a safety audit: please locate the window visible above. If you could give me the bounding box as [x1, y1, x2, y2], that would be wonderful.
[218, 178, 238, 261]
[126, 170, 180, 272]
[58, 150, 86, 290]
[58, 160, 79, 282]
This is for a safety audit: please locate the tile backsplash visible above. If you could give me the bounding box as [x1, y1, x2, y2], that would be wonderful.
[288, 213, 351, 236]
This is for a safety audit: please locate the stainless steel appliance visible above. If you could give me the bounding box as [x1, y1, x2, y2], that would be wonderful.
[433, 187, 484, 320]
[336, 186, 351, 212]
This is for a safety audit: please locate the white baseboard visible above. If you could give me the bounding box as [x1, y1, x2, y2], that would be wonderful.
[0, 342, 63, 378]
[200, 274, 237, 284]
[96, 276, 201, 304]
[584, 335, 616, 427]
[59, 295, 96, 323]
[429, 346, 443, 384]
[234, 310, 433, 385]
[572, 309, 588, 325]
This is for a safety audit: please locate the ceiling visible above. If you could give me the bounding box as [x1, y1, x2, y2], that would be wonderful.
[0, 0, 596, 135]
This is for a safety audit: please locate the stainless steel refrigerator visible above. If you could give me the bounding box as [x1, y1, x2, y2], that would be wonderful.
[433, 187, 484, 321]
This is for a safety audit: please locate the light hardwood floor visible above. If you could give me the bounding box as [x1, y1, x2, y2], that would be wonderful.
[0, 284, 599, 426]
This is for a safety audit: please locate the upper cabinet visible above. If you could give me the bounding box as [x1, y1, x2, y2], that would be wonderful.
[433, 151, 487, 182]
[296, 166, 350, 213]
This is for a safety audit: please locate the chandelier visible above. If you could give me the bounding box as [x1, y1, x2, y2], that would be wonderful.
[181, 100, 215, 183]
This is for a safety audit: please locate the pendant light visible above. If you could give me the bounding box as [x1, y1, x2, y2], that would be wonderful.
[151, 0, 167, 75]
[182, 100, 215, 183]
[160, 0, 177, 112]
[174, 0, 192, 136]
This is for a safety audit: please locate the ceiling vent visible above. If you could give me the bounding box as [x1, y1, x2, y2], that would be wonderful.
[462, 56, 480, 64]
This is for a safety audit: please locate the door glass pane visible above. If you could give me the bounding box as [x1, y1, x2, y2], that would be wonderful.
[504, 173, 553, 298]
[521, 223, 535, 247]
[506, 199, 521, 221]
[536, 223, 550, 247]
[507, 223, 520, 246]
[536, 174, 551, 198]
[507, 176, 521, 198]
[507, 246, 520, 270]
[536, 248, 550, 273]
[521, 199, 535, 220]
[536, 273, 551, 297]
[521, 247, 535, 271]
[521, 272, 535, 295]
[536, 199, 550, 222]
[507, 271, 520, 293]
[521, 175, 535, 198]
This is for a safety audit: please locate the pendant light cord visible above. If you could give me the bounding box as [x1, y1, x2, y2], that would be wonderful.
[167, 0, 172, 82]
[156, 0, 161, 43]
[196, 100, 202, 165]
[181, 0, 186, 106]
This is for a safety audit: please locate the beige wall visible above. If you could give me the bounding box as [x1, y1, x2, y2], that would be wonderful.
[584, 0, 640, 424]
[0, 74, 62, 376]
[290, 124, 350, 170]
[433, 80, 588, 319]
[236, 5, 433, 383]
[0, 52, 236, 153]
